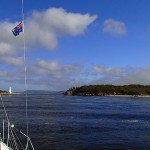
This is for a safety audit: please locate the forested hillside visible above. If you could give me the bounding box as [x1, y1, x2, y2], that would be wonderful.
[65, 85, 150, 96]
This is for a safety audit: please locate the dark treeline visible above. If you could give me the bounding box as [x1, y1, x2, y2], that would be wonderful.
[0, 90, 9, 94]
[65, 84, 150, 96]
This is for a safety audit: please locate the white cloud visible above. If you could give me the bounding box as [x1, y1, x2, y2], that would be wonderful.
[29, 59, 62, 78]
[93, 65, 121, 75]
[28, 59, 83, 78]
[21, 59, 84, 90]
[0, 43, 16, 55]
[0, 56, 23, 67]
[32, 65, 150, 90]
[64, 62, 83, 75]
[103, 18, 127, 36]
[1, 59, 150, 91]
[25, 62, 150, 90]
[0, 70, 6, 76]
[0, 21, 18, 43]
[38, 8, 96, 35]
[0, 8, 97, 68]
[114, 67, 150, 85]
[87, 65, 150, 86]
[0, 8, 97, 90]
[25, 8, 97, 49]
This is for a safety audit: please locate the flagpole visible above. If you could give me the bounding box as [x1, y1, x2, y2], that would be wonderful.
[22, 0, 29, 147]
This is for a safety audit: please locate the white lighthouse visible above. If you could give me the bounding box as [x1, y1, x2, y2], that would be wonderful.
[9, 87, 12, 94]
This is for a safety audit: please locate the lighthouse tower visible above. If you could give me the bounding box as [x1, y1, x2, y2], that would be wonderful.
[9, 87, 12, 94]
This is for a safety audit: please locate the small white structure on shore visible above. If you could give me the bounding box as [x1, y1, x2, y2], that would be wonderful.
[9, 87, 12, 94]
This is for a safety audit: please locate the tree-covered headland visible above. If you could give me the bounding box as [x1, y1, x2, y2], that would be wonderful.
[65, 84, 150, 96]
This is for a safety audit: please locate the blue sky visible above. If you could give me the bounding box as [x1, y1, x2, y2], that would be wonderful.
[0, 0, 150, 91]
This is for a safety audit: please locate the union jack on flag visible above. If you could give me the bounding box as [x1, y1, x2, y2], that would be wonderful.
[12, 22, 23, 36]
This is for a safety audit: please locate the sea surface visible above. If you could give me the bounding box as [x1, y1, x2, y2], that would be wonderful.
[0, 92, 150, 150]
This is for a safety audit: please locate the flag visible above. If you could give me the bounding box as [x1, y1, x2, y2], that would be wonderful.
[12, 22, 23, 36]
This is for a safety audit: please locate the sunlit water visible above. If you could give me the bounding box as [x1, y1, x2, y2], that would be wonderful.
[0, 92, 150, 150]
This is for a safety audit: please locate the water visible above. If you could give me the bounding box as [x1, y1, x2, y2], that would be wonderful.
[0, 93, 150, 150]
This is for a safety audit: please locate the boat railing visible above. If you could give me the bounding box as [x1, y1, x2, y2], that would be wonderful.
[0, 120, 34, 150]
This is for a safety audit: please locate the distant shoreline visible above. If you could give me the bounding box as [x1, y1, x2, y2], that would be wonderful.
[0, 91, 18, 95]
[65, 93, 150, 98]
[0, 92, 10, 95]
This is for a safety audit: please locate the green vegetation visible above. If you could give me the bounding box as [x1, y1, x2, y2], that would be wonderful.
[65, 84, 150, 96]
